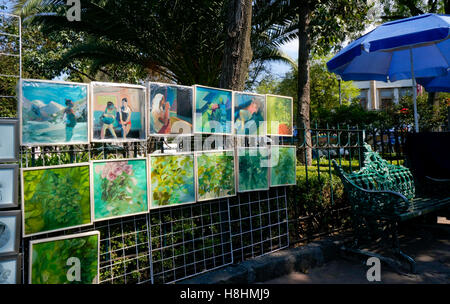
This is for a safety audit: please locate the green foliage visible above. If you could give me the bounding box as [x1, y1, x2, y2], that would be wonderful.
[150, 155, 195, 207]
[197, 152, 235, 200]
[271, 146, 296, 186]
[238, 148, 269, 191]
[23, 165, 91, 235]
[14, 0, 297, 86]
[310, 55, 360, 115]
[31, 233, 99, 284]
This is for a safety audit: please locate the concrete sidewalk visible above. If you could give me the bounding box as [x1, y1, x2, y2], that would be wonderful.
[264, 220, 450, 284]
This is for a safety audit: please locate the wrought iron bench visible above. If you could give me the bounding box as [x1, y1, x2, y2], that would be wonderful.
[332, 143, 450, 273]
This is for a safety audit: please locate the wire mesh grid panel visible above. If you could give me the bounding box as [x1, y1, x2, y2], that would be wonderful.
[19, 140, 235, 284]
[21, 214, 153, 284]
[229, 187, 289, 263]
[149, 198, 233, 284]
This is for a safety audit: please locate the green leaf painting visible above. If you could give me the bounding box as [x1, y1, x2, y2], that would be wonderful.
[238, 147, 269, 192]
[266, 95, 293, 136]
[150, 154, 195, 208]
[194, 86, 232, 134]
[270, 146, 296, 186]
[23, 165, 91, 236]
[92, 159, 148, 221]
[197, 151, 236, 201]
[30, 232, 99, 284]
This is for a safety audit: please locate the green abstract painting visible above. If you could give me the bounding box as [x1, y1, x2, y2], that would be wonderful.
[197, 151, 235, 201]
[266, 95, 293, 136]
[150, 154, 195, 208]
[270, 146, 296, 186]
[22, 164, 91, 236]
[92, 159, 148, 221]
[238, 147, 269, 192]
[30, 232, 99, 284]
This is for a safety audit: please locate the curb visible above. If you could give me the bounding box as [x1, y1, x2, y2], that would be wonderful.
[178, 237, 344, 284]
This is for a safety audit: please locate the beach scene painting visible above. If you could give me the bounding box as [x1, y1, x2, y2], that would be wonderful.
[194, 85, 233, 135]
[234, 92, 266, 136]
[266, 94, 293, 136]
[29, 231, 99, 284]
[91, 82, 146, 142]
[91, 159, 149, 221]
[150, 153, 196, 209]
[22, 164, 92, 237]
[20, 79, 89, 146]
[149, 83, 193, 135]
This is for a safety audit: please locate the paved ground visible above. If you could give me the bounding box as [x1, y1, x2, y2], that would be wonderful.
[264, 218, 450, 284]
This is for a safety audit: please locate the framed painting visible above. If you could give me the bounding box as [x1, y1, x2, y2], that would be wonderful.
[90, 158, 149, 221]
[0, 254, 21, 284]
[29, 231, 100, 284]
[233, 92, 266, 136]
[91, 82, 147, 142]
[270, 145, 297, 187]
[0, 210, 20, 256]
[237, 147, 270, 192]
[0, 119, 19, 162]
[0, 164, 19, 209]
[266, 94, 293, 137]
[21, 163, 92, 237]
[196, 150, 236, 202]
[193, 85, 233, 135]
[19, 79, 89, 146]
[149, 82, 193, 136]
[149, 153, 196, 209]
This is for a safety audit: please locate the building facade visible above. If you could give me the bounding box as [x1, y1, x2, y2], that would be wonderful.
[354, 80, 414, 110]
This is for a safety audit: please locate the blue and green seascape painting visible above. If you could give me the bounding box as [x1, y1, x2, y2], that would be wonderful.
[194, 86, 232, 134]
[92, 159, 148, 221]
[21, 80, 88, 145]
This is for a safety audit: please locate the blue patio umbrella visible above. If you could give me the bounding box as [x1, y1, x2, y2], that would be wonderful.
[327, 13, 450, 132]
[417, 71, 450, 92]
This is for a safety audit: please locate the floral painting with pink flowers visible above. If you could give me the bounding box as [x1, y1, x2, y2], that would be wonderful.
[92, 159, 148, 221]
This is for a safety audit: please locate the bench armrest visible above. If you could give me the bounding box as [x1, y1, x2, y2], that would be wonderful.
[344, 185, 410, 217]
[425, 176, 450, 183]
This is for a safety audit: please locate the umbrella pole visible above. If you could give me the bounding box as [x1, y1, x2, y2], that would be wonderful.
[409, 48, 419, 133]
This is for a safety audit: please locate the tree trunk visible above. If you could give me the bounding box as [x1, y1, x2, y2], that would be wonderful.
[298, 5, 312, 166]
[219, 0, 253, 90]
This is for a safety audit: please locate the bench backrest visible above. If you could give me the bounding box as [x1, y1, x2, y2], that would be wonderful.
[333, 143, 415, 200]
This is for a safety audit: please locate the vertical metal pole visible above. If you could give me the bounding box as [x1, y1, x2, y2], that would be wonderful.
[409, 48, 419, 133]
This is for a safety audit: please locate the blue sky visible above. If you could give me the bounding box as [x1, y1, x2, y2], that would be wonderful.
[267, 39, 299, 78]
